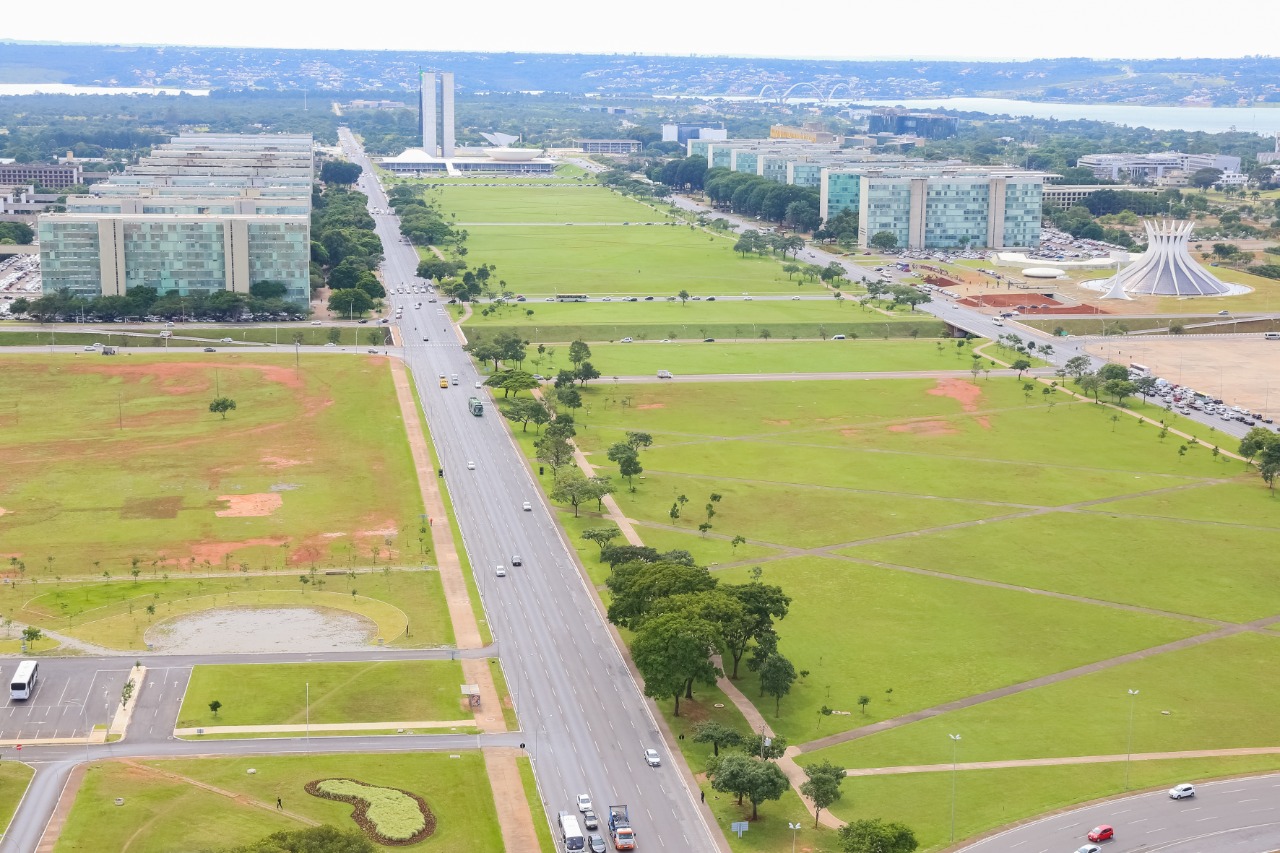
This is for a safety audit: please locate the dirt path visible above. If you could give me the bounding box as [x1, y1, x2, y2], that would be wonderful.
[387, 358, 537, 841]
[483, 748, 541, 852]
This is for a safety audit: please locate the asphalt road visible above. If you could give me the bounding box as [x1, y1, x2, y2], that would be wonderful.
[957, 773, 1280, 853]
[0, 660, 129, 742]
[344, 129, 721, 850]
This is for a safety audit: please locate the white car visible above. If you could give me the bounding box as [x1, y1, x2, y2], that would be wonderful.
[620, 337, 633, 343]
[495, 566, 506, 577]
[522, 501, 532, 511]
[1075, 846, 1101, 853]
[576, 793, 592, 812]
[83, 345, 96, 351]
[324, 342, 337, 347]
[644, 748, 661, 767]
[220, 337, 234, 343]
[466, 461, 475, 470]
[310, 320, 322, 325]
[792, 295, 801, 300]
[1169, 783, 1195, 799]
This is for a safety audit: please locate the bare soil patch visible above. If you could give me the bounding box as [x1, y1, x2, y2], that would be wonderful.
[147, 607, 376, 653]
[261, 455, 306, 469]
[764, 419, 792, 426]
[928, 378, 984, 412]
[189, 537, 289, 566]
[886, 420, 959, 436]
[215, 493, 283, 517]
[636, 403, 666, 410]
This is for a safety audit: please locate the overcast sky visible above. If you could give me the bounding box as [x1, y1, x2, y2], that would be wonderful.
[5, 0, 1274, 60]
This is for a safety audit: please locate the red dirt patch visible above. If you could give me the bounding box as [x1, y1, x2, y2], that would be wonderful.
[189, 537, 289, 565]
[886, 420, 959, 436]
[976, 416, 993, 429]
[839, 428, 861, 438]
[636, 403, 665, 410]
[261, 455, 306, 469]
[928, 378, 983, 412]
[215, 493, 283, 517]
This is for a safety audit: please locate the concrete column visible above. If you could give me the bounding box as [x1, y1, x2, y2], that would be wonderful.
[441, 72, 455, 158]
[908, 178, 927, 250]
[98, 219, 125, 296]
[987, 178, 1007, 249]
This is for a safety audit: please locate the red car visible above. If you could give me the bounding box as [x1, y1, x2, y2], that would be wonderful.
[1087, 825, 1114, 842]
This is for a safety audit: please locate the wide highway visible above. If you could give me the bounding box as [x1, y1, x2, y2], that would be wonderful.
[341, 128, 721, 850]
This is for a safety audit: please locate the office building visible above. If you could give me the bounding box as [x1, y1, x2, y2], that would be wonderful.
[867, 111, 958, 140]
[39, 133, 313, 302]
[1042, 184, 1160, 208]
[770, 125, 839, 144]
[1076, 152, 1241, 182]
[419, 70, 456, 158]
[662, 123, 727, 145]
[578, 139, 643, 155]
[0, 163, 83, 189]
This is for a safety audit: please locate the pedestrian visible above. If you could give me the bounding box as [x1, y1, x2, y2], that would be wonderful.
[700, 790, 705, 803]
[276, 797, 282, 810]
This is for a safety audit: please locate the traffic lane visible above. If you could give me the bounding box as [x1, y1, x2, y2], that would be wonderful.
[0, 661, 130, 741]
[959, 774, 1280, 852]
[0, 760, 77, 853]
[127, 665, 191, 744]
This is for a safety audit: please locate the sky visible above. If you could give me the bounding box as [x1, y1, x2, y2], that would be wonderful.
[4, 0, 1276, 60]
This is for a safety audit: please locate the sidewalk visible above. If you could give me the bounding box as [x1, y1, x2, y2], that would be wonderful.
[844, 745, 1280, 776]
[173, 719, 473, 736]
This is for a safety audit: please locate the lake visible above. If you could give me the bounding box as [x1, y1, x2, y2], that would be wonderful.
[852, 97, 1280, 135]
[0, 83, 209, 97]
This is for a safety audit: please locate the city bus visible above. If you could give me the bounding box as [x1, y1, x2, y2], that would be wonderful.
[557, 811, 585, 851]
[555, 294, 589, 302]
[1128, 363, 1150, 376]
[10, 660, 38, 700]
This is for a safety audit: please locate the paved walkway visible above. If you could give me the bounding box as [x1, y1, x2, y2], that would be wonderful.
[173, 719, 473, 736]
[34, 765, 87, 853]
[843, 745, 1280, 776]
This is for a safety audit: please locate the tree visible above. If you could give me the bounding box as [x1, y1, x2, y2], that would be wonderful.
[575, 361, 601, 386]
[759, 652, 797, 714]
[209, 397, 237, 419]
[581, 526, 621, 558]
[800, 760, 846, 827]
[606, 560, 716, 629]
[677, 289, 691, 306]
[208, 699, 222, 718]
[534, 433, 574, 474]
[21, 626, 42, 645]
[502, 397, 550, 432]
[320, 160, 362, 185]
[630, 611, 720, 716]
[719, 581, 791, 679]
[705, 753, 789, 820]
[1098, 363, 1130, 382]
[868, 231, 899, 252]
[1010, 358, 1032, 378]
[1134, 374, 1159, 402]
[626, 431, 654, 451]
[1190, 167, 1224, 189]
[1063, 355, 1091, 379]
[568, 339, 592, 367]
[221, 825, 376, 853]
[607, 442, 643, 490]
[691, 721, 743, 757]
[838, 819, 919, 853]
[1104, 378, 1137, 405]
[550, 468, 596, 518]
[326, 287, 373, 317]
[1077, 371, 1101, 402]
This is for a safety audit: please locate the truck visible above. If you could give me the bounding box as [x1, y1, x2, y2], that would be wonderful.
[608, 805, 636, 849]
[468, 396, 484, 416]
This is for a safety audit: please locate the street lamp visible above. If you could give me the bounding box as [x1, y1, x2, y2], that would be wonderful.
[949, 733, 962, 842]
[788, 822, 801, 852]
[1124, 688, 1139, 789]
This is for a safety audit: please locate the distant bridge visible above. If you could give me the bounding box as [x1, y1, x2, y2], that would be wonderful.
[756, 81, 861, 104]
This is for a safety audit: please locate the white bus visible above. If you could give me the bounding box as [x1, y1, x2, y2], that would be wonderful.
[557, 811, 585, 851]
[1128, 363, 1150, 376]
[10, 660, 38, 700]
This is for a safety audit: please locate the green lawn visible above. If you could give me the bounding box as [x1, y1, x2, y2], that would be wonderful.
[525, 340, 964, 377]
[54, 753, 503, 853]
[846, 512, 1280, 622]
[806, 632, 1280, 769]
[710, 557, 1203, 743]
[823, 754, 1280, 852]
[0, 354, 426, 574]
[0, 330, 213, 347]
[0, 762, 34, 838]
[433, 185, 667, 223]
[462, 226, 803, 296]
[1082, 478, 1280, 528]
[16, 570, 454, 650]
[176, 661, 470, 728]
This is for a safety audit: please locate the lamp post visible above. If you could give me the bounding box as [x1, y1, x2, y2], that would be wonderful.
[788, 822, 801, 853]
[1125, 688, 1139, 789]
[949, 733, 962, 842]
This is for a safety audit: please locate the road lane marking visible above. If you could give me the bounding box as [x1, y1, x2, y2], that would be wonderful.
[1146, 827, 1166, 833]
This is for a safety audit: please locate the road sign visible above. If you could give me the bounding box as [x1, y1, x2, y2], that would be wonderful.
[731, 821, 748, 838]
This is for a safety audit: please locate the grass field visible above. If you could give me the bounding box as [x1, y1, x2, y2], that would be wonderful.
[461, 226, 804, 296]
[432, 185, 669, 223]
[0, 354, 427, 575]
[14, 570, 453, 650]
[54, 753, 504, 852]
[822, 754, 1280, 852]
[0, 762, 34, 838]
[0, 330, 215, 347]
[176, 661, 470, 728]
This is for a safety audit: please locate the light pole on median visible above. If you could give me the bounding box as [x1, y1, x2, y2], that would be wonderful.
[1124, 688, 1139, 789]
[949, 733, 962, 843]
[789, 822, 801, 853]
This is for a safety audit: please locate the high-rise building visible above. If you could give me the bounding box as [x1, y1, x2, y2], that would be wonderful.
[419, 71, 456, 158]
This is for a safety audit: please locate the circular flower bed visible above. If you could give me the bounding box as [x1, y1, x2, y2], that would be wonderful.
[305, 778, 436, 845]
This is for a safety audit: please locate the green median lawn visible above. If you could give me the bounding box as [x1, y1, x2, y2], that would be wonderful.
[176, 661, 470, 728]
[434, 185, 666, 223]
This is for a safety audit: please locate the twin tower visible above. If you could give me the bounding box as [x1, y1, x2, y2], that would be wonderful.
[419, 70, 455, 158]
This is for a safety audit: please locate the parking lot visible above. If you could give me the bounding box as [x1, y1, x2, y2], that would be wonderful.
[0, 660, 132, 742]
